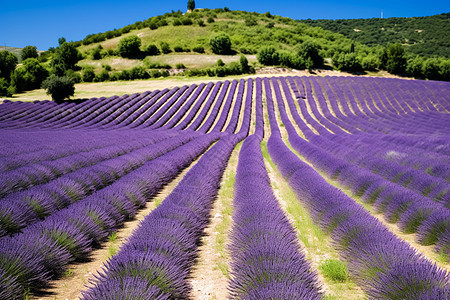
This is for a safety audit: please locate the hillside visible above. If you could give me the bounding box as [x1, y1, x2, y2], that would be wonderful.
[74, 9, 361, 72]
[302, 13, 450, 58]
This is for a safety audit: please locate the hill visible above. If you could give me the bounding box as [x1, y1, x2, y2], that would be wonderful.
[302, 13, 450, 58]
[0, 46, 22, 58]
[73, 9, 363, 73]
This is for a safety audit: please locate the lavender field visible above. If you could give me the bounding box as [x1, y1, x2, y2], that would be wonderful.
[0, 76, 449, 299]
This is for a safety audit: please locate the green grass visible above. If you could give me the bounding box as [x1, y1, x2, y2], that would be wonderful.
[64, 268, 74, 278]
[319, 259, 349, 282]
[213, 141, 242, 278]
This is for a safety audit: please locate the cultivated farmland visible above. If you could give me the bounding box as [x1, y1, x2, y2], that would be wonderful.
[0, 76, 449, 299]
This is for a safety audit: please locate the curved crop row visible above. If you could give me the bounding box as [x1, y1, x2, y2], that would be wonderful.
[264, 77, 449, 298]
[0, 134, 218, 299]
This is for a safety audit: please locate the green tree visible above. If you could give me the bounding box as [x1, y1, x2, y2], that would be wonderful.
[92, 45, 103, 60]
[143, 44, 160, 56]
[51, 42, 82, 76]
[210, 34, 232, 55]
[0, 50, 18, 80]
[41, 75, 75, 103]
[187, 0, 195, 11]
[240, 55, 250, 73]
[439, 59, 450, 81]
[10, 58, 49, 92]
[257, 47, 280, 66]
[422, 58, 440, 80]
[406, 55, 425, 78]
[0, 78, 13, 97]
[58, 37, 66, 46]
[386, 43, 406, 74]
[297, 41, 323, 68]
[117, 35, 142, 58]
[82, 66, 95, 82]
[21, 46, 38, 60]
[332, 52, 362, 72]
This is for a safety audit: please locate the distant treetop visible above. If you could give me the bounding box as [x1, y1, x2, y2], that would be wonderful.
[187, 0, 195, 11]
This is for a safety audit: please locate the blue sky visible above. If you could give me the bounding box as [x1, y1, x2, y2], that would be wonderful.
[1, 0, 448, 50]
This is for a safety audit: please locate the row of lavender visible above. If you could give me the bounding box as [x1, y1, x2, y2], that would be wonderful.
[274, 80, 450, 257]
[81, 80, 255, 298]
[264, 77, 449, 298]
[273, 76, 449, 258]
[228, 77, 322, 298]
[0, 79, 252, 298]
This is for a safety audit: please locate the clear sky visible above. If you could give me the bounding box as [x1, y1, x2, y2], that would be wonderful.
[1, 0, 449, 50]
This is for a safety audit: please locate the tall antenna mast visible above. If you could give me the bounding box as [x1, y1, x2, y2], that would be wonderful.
[381, 10, 383, 19]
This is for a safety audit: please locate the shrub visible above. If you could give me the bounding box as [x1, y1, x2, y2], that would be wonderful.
[245, 17, 258, 26]
[160, 70, 170, 77]
[129, 66, 149, 79]
[319, 259, 348, 282]
[215, 66, 227, 77]
[64, 69, 81, 83]
[176, 63, 186, 69]
[101, 64, 112, 71]
[0, 78, 13, 97]
[406, 56, 425, 78]
[193, 46, 205, 53]
[297, 41, 323, 68]
[149, 70, 162, 78]
[82, 67, 95, 82]
[197, 20, 205, 27]
[10, 58, 49, 92]
[266, 22, 275, 29]
[173, 19, 182, 26]
[21, 46, 38, 60]
[361, 53, 379, 71]
[181, 18, 193, 26]
[239, 47, 257, 55]
[207, 17, 215, 23]
[94, 70, 110, 82]
[117, 35, 141, 58]
[143, 57, 172, 69]
[160, 42, 171, 54]
[92, 45, 103, 60]
[439, 59, 450, 81]
[240, 55, 250, 73]
[257, 47, 279, 66]
[149, 21, 159, 30]
[41, 75, 75, 103]
[217, 59, 225, 67]
[0, 50, 18, 80]
[227, 62, 242, 75]
[109, 72, 120, 81]
[332, 52, 362, 72]
[386, 43, 406, 75]
[143, 44, 160, 56]
[422, 58, 440, 80]
[174, 46, 190, 53]
[210, 34, 232, 55]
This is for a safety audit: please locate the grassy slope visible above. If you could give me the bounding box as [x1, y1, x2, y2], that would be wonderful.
[76, 10, 359, 72]
[302, 13, 450, 58]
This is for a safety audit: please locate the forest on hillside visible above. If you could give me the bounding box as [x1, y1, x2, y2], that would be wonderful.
[302, 13, 450, 58]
